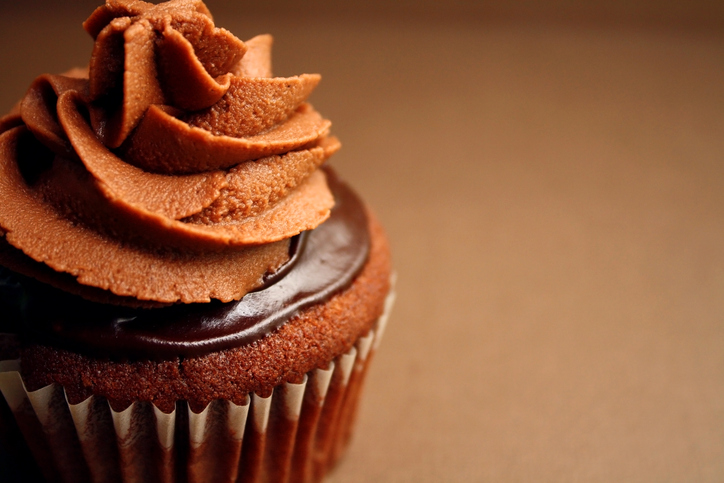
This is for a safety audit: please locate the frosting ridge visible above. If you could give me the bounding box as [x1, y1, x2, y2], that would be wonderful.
[0, 0, 338, 306]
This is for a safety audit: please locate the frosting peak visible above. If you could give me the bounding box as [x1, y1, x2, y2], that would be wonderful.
[0, 0, 338, 306]
[84, 0, 246, 148]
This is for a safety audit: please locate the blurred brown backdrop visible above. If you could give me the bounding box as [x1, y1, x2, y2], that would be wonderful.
[1, 1, 723, 482]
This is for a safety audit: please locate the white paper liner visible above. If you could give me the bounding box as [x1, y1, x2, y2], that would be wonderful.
[0, 285, 395, 483]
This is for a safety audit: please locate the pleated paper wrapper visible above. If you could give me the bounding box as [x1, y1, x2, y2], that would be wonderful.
[0, 289, 395, 483]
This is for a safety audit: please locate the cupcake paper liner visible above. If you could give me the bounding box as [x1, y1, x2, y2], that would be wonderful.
[0, 287, 395, 483]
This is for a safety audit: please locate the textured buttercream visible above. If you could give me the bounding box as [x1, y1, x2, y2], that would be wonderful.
[0, 0, 339, 306]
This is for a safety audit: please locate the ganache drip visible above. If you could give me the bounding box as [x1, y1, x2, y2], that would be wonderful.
[4, 170, 370, 359]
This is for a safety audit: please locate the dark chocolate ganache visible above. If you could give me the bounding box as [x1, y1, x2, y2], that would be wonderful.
[0, 169, 369, 360]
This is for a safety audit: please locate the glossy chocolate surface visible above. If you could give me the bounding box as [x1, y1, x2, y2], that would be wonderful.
[11, 170, 369, 359]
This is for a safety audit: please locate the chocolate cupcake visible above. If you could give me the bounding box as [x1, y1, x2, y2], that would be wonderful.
[0, 1, 394, 482]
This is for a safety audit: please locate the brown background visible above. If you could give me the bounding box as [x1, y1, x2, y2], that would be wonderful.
[1, 1, 723, 481]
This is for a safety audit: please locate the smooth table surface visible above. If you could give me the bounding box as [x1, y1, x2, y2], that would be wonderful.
[1, 4, 723, 482]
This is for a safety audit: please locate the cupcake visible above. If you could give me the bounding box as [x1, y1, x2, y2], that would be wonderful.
[0, 1, 394, 482]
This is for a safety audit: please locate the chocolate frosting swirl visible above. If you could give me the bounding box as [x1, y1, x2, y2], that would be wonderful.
[0, 0, 343, 307]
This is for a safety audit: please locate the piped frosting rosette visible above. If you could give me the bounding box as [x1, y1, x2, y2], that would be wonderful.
[0, 0, 339, 307]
